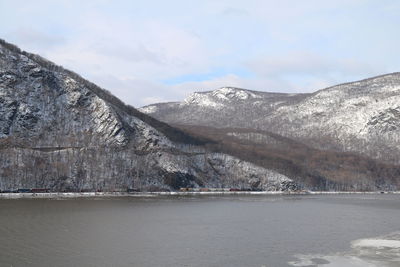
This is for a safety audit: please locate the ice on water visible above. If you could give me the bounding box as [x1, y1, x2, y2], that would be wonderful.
[289, 232, 400, 267]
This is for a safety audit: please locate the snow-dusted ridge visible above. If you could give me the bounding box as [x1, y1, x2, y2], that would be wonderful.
[140, 87, 284, 114]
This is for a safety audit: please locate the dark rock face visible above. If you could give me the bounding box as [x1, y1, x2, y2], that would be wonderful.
[162, 172, 198, 190]
[0, 39, 297, 192]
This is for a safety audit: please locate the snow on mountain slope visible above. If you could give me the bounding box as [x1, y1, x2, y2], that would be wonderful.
[265, 73, 400, 162]
[269, 73, 400, 135]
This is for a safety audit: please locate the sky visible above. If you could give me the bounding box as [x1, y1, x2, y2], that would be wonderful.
[1, 0, 400, 107]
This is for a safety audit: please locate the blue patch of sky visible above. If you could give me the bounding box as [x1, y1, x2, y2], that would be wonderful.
[162, 67, 254, 85]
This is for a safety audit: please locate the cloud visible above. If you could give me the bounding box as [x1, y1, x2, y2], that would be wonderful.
[247, 51, 376, 76]
[245, 51, 386, 92]
[0, 0, 399, 107]
[6, 27, 65, 50]
[42, 13, 213, 82]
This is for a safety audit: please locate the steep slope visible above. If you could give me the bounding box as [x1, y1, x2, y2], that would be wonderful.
[141, 74, 400, 164]
[0, 39, 296, 192]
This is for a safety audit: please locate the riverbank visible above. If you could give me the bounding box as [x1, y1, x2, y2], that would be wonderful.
[0, 190, 399, 199]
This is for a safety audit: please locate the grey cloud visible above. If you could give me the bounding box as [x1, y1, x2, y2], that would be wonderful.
[6, 28, 65, 50]
[246, 51, 382, 79]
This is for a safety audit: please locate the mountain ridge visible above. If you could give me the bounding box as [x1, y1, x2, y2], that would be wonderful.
[142, 72, 400, 110]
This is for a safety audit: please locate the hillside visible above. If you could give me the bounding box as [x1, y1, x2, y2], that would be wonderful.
[177, 125, 400, 191]
[0, 39, 296, 192]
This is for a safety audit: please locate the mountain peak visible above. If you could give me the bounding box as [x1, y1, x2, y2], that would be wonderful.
[212, 87, 261, 100]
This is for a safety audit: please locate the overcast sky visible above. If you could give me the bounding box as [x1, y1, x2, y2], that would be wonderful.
[1, 0, 399, 107]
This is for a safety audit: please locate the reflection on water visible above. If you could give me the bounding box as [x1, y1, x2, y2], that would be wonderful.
[0, 194, 399, 267]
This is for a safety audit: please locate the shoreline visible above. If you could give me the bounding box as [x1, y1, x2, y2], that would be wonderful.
[0, 190, 399, 199]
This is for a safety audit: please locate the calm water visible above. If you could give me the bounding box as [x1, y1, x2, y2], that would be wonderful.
[0, 194, 400, 267]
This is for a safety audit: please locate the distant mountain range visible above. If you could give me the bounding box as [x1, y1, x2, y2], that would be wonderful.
[0, 38, 399, 192]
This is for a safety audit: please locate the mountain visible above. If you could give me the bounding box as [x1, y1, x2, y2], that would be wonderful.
[140, 77, 400, 191]
[0, 39, 296, 192]
[141, 75, 400, 164]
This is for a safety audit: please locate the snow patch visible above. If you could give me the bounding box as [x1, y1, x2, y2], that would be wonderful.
[352, 239, 400, 249]
[213, 87, 261, 100]
[140, 105, 158, 114]
[183, 92, 224, 108]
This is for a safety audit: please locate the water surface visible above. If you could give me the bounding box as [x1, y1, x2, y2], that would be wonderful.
[0, 194, 399, 266]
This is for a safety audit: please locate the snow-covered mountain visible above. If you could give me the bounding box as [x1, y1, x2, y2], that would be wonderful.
[141, 74, 400, 164]
[0, 39, 296, 192]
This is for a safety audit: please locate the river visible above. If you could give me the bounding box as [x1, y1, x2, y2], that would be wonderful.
[0, 194, 399, 266]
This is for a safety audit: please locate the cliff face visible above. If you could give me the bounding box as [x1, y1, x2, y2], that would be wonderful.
[0, 39, 296, 192]
[141, 75, 400, 164]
